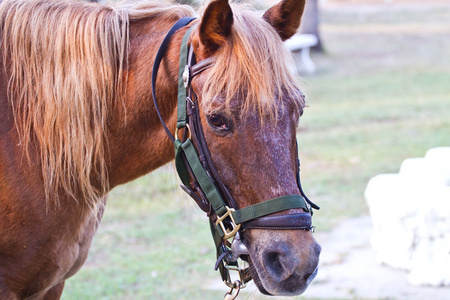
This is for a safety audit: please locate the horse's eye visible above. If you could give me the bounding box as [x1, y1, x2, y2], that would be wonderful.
[207, 114, 231, 131]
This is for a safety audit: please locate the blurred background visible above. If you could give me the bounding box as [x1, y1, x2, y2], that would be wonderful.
[63, 0, 450, 299]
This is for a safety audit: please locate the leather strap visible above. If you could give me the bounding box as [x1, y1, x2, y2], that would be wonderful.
[231, 195, 308, 225]
[177, 25, 197, 129]
[191, 56, 215, 76]
[243, 213, 312, 230]
[151, 17, 196, 142]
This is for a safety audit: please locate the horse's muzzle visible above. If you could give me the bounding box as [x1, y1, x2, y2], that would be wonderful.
[247, 232, 321, 296]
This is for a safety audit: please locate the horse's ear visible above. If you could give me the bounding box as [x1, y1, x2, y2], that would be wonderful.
[263, 0, 306, 41]
[199, 0, 233, 55]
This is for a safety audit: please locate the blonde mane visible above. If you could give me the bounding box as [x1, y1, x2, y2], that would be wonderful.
[0, 0, 300, 211]
[201, 4, 304, 121]
[0, 0, 193, 209]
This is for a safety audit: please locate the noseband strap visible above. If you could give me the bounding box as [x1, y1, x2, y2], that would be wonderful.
[243, 212, 313, 230]
[151, 17, 319, 290]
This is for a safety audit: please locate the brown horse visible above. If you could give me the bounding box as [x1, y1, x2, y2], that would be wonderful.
[0, 0, 320, 298]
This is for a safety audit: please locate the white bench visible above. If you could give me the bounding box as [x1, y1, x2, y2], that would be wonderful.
[284, 34, 318, 74]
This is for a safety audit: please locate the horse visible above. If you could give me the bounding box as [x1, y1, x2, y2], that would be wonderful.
[0, 0, 321, 298]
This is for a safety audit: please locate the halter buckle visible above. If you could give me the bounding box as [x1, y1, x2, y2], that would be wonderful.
[216, 206, 241, 240]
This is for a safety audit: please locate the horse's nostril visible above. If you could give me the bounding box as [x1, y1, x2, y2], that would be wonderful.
[263, 250, 295, 281]
[264, 251, 282, 278]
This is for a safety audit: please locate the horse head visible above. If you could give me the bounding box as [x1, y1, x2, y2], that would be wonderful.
[185, 0, 321, 295]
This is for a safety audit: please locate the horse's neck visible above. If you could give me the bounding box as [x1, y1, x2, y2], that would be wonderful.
[106, 19, 182, 189]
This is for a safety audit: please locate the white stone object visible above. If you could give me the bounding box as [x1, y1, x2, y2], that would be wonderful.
[365, 147, 450, 287]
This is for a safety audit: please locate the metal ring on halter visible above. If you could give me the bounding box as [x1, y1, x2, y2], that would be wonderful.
[223, 260, 250, 289]
[175, 123, 192, 141]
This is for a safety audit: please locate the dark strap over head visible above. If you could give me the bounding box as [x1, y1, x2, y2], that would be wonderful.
[151, 17, 196, 142]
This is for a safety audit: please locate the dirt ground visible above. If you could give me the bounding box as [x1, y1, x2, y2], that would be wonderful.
[302, 217, 450, 300]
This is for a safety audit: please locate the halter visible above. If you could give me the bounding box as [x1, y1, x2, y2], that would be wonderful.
[151, 17, 319, 296]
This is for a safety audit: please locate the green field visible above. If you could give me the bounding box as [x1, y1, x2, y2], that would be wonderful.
[63, 2, 450, 299]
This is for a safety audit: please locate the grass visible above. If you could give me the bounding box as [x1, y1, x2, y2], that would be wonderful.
[62, 2, 450, 299]
[300, 69, 450, 230]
